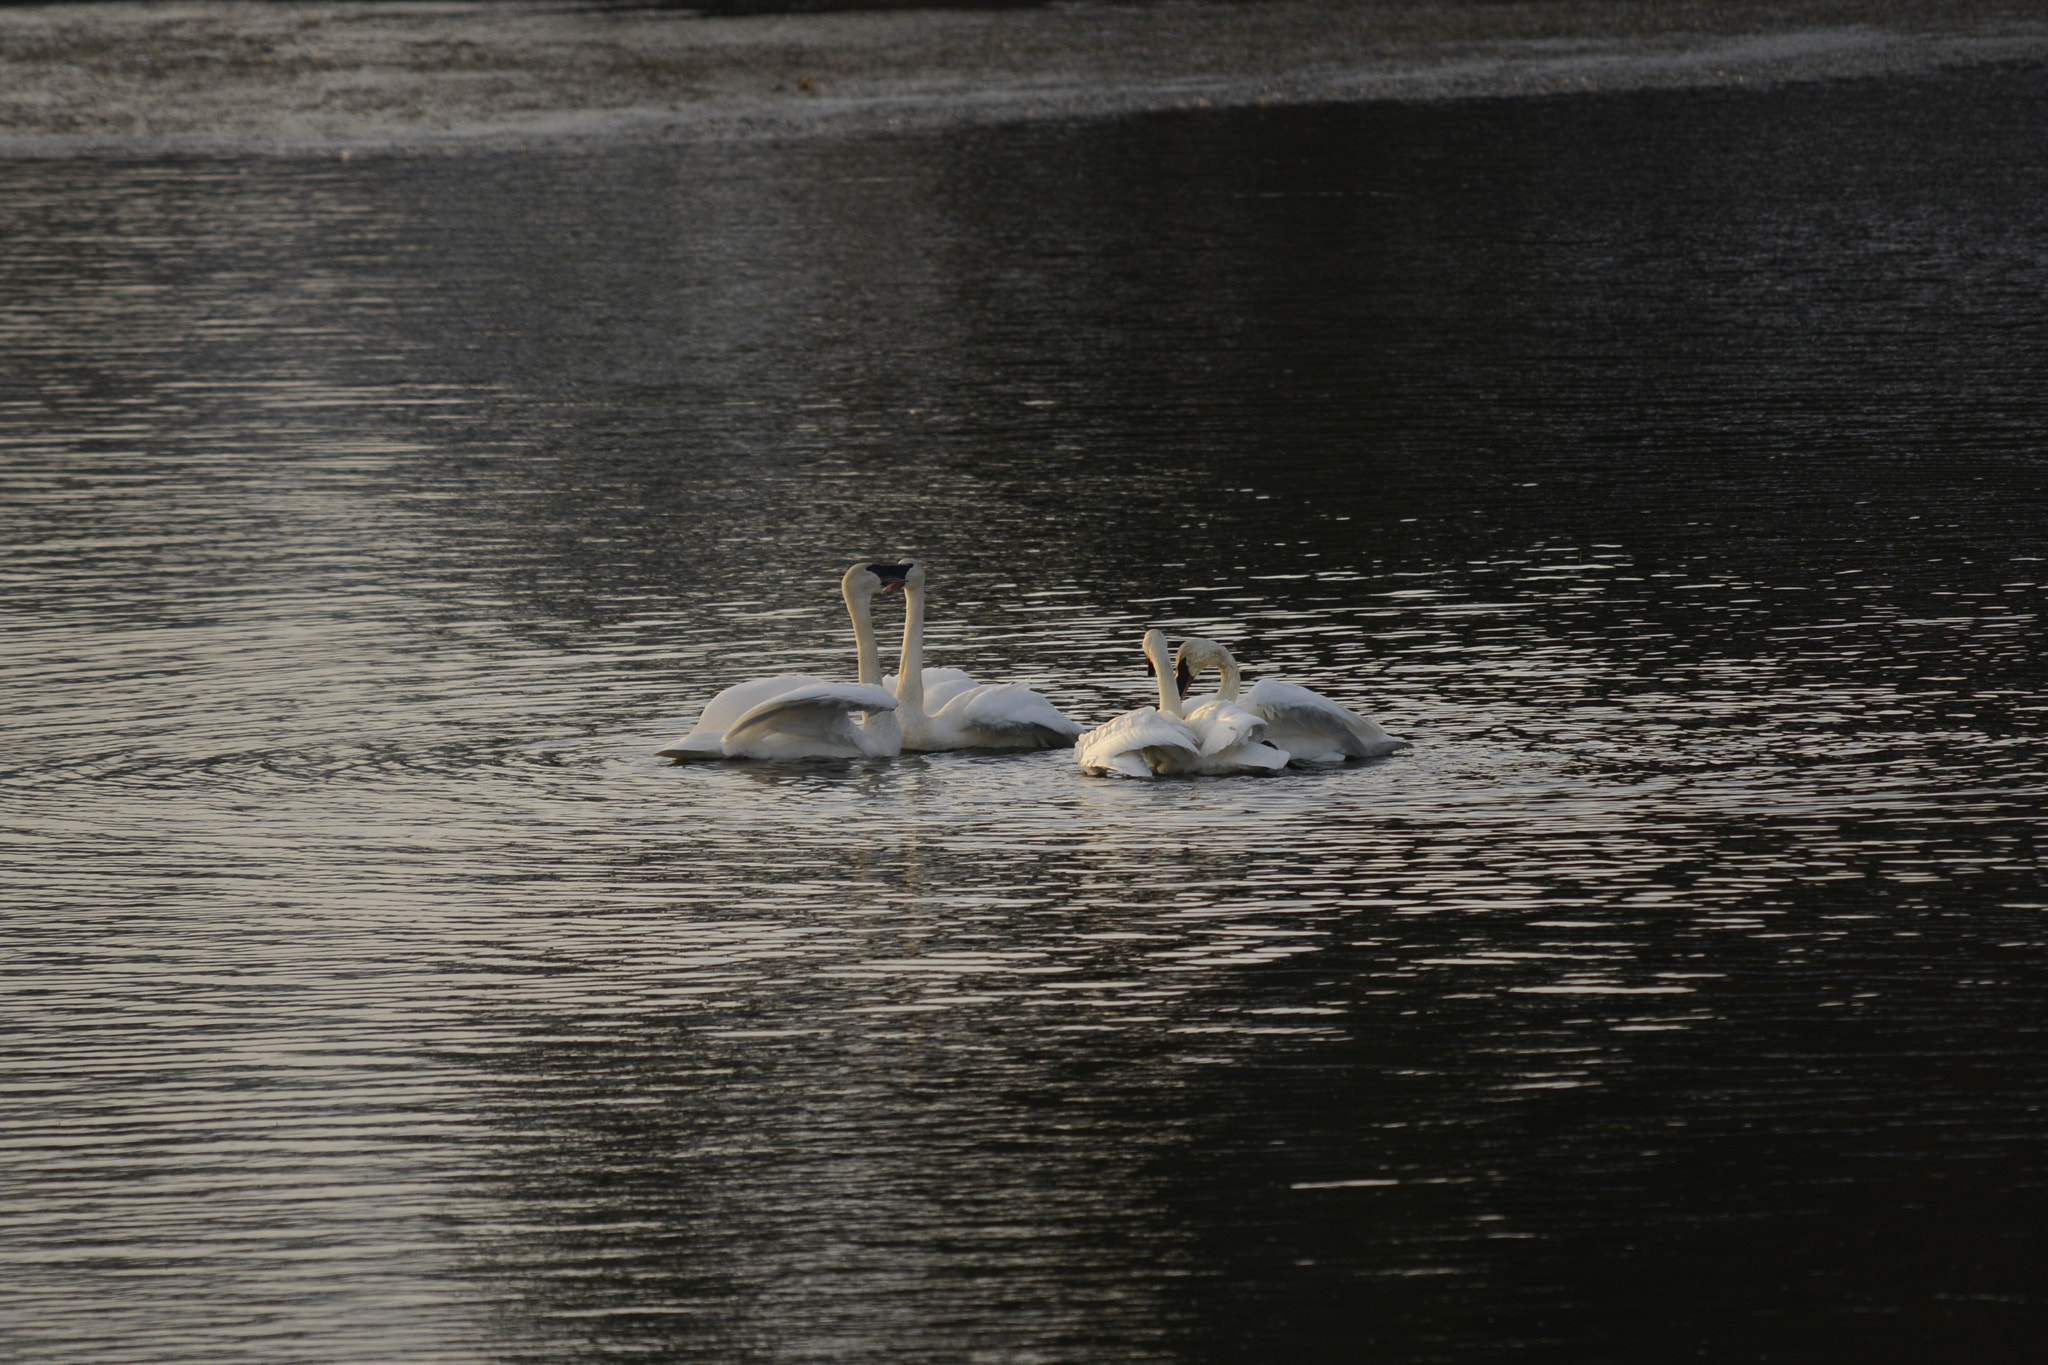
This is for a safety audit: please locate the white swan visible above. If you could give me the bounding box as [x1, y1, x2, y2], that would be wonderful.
[1174, 636, 1409, 763]
[1076, 630, 1287, 777]
[880, 560, 1084, 751]
[656, 563, 902, 761]
[1075, 630, 1203, 777]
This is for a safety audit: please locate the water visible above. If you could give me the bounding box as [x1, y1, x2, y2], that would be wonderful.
[5, 66, 2047, 1363]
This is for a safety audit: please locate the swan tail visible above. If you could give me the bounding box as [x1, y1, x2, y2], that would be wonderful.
[655, 732, 730, 761]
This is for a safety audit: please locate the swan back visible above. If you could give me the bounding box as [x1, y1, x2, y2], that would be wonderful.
[889, 561, 1084, 750]
[883, 666, 977, 712]
[1182, 696, 1270, 756]
[1179, 696, 1288, 772]
[720, 681, 900, 760]
[659, 674, 824, 758]
[1245, 678, 1408, 761]
[1075, 706, 1202, 776]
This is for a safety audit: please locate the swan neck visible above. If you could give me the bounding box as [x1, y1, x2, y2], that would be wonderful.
[1218, 656, 1243, 702]
[844, 582, 882, 688]
[895, 580, 927, 713]
[1148, 640, 1183, 719]
[844, 582, 900, 753]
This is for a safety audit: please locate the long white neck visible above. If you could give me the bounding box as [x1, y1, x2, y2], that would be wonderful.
[894, 580, 928, 722]
[842, 582, 900, 751]
[1147, 638, 1184, 719]
[1215, 654, 1243, 703]
[844, 582, 884, 686]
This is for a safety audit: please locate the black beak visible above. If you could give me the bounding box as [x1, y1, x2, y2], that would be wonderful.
[1176, 660, 1194, 698]
[867, 561, 912, 592]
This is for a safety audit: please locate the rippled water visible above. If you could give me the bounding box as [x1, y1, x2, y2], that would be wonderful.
[5, 67, 2048, 1363]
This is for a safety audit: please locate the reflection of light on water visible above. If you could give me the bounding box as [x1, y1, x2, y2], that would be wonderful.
[5, 82, 2048, 1365]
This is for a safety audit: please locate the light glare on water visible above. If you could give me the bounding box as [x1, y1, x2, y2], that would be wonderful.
[4, 70, 2047, 1363]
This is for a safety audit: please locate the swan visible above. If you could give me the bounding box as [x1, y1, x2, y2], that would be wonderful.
[1076, 630, 1286, 776]
[881, 560, 1084, 751]
[656, 563, 902, 762]
[1174, 636, 1409, 763]
[1075, 630, 1203, 777]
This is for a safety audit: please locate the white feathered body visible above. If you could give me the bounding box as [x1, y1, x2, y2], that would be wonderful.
[1243, 678, 1407, 763]
[658, 676, 900, 761]
[1180, 697, 1290, 773]
[889, 665, 1082, 751]
[1075, 707, 1204, 777]
[899, 667, 978, 712]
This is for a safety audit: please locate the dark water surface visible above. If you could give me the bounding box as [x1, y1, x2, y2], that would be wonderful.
[5, 66, 2047, 1363]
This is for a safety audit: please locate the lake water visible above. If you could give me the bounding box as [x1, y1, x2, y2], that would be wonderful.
[4, 65, 2046, 1363]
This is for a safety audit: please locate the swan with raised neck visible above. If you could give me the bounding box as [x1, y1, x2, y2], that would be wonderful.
[877, 559, 1083, 750]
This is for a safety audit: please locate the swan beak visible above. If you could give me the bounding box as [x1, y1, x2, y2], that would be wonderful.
[1176, 659, 1194, 698]
[866, 562, 911, 592]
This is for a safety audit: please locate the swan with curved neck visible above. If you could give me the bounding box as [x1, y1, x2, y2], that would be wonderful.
[1174, 636, 1408, 763]
[1075, 630, 1284, 776]
[1157, 635, 1288, 773]
[656, 563, 902, 761]
[1075, 630, 1203, 777]
[883, 560, 1083, 751]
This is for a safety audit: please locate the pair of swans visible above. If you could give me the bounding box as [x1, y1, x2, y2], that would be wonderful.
[657, 561, 1083, 762]
[1072, 631, 1288, 777]
[1074, 631, 1408, 777]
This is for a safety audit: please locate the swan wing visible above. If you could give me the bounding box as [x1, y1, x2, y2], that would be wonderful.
[950, 683, 1085, 746]
[922, 667, 982, 711]
[1183, 697, 1270, 756]
[690, 675, 825, 736]
[1188, 739, 1291, 774]
[720, 682, 900, 759]
[657, 674, 824, 758]
[1246, 678, 1408, 761]
[1076, 707, 1201, 776]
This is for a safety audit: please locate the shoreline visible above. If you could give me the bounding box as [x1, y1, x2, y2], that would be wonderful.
[4, 1, 2047, 156]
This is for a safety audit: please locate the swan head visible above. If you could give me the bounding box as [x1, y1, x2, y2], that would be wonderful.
[1173, 636, 1242, 701]
[1141, 628, 1172, 675]
[843, 562, 888, 601]
[863, 560, 919, 594]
